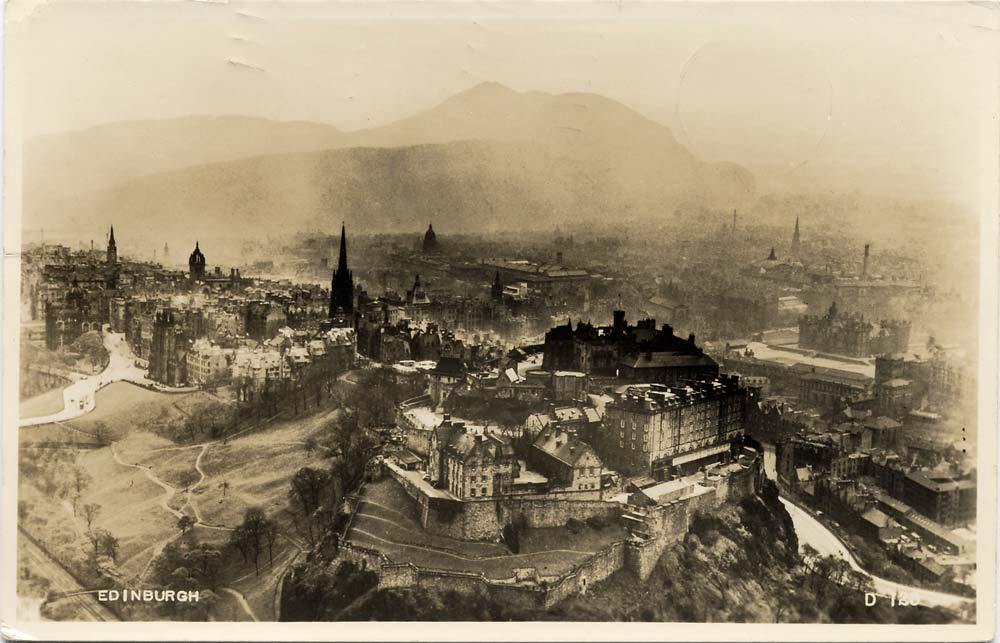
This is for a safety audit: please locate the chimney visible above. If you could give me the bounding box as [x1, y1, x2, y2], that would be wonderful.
[556, 250, 564, 265]
[688, 333, 696, 345]
[862, 243, 870, 280]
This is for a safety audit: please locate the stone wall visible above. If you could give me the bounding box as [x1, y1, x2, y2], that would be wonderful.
[368, 540, 627, 609]
[362, 454, 765, 605]
[422, 494, 622, 541]
[386, 463, 618, 541]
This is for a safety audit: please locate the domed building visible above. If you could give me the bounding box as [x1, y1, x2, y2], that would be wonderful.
[422, 223, 439, 254]
[189, 241, 206, 283]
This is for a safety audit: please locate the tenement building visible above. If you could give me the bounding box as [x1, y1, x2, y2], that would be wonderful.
[596, 376, 746, 479]
[542, 310, 718, 384]
[798, 301, 911, 357]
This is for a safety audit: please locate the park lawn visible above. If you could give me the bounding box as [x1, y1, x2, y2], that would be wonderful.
[65, 382, 217, 440]
[77, 447, 179, 578]
[20, 386, 67, 419]
[195, 407, 339, 529]
[113, 429, 176, 454]
[135, 448, 203, 490]
[19, 422, 102, 448]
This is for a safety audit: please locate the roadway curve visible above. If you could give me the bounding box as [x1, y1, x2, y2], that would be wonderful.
[20, 330, 175, 427]
[779, 497, 973, 610]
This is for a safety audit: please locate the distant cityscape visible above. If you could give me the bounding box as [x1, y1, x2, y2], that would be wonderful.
[17, 205, 977, 623]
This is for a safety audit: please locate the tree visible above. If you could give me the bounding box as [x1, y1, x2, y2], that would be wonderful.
[89, 528, 120, 562]
[177, 514, 195, 534]
[69, 331, 109, 368]
[184, 542, 223, 586]
[288, 467, 329, 545]
[91, 421, 112, 447]
[82, 503, 101, 531]
[70, 466, 91, 515]
[229, 507, 274, 576]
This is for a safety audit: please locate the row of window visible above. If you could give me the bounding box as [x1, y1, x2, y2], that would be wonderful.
[469, 487, 489, 497]
[619, 440, 650, 453]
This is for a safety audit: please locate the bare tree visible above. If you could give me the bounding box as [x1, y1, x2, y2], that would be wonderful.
[82, 503, 101, 531]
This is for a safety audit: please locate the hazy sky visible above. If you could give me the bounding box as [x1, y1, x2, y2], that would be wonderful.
[9, 2, 997, 202]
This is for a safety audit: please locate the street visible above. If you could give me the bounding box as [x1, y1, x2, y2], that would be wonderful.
[20, 330, 158, 427]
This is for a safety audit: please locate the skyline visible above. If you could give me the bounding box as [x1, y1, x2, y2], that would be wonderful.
[9, 2, 997, 203]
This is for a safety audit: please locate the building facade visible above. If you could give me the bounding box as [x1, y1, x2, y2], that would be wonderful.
[596, 376, 746, 479]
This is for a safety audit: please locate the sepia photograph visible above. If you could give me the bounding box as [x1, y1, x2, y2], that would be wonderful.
[2, 2, 997, 640]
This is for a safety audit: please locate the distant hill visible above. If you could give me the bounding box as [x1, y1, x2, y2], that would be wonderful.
[24, 115, 345, 210]
[24, 83, 755, 238]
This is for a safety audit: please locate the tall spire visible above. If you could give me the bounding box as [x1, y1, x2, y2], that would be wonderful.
[106, 224, 118, 265]
[337, 222, 349, 274]
[330, 222, 355, 320]
[792, 216, 801, 256]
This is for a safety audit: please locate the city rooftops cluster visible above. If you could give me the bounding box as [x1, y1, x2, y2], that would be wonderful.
[616, 375, 741, 411]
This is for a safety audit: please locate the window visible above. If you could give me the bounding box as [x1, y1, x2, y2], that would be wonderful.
[470, 488, 476, 497]
[481, 487, 488, 496]
[620, 419, 625, 429]
[619, 440, 624, 448]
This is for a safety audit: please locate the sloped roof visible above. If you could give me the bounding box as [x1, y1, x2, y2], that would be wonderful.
[531, 425, 599, 467]
[621, 352, 717, 369]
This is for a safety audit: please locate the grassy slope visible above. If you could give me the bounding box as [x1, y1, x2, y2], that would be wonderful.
[19, 380, 349, 621]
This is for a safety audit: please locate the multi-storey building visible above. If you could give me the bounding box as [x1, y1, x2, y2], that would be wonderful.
[798, 301, 911, 357]
[596, 376, 746, 479]
[904, 470, 977, 528]
[149, 309, 188, 386]
[542, 310, 718, 384]
[428, 419, 517, 499]
[527, 424, 603, 492]
[186, 339, 233, 385]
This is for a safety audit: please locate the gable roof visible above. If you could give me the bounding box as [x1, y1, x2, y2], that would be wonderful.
[531, 424, 600, 467]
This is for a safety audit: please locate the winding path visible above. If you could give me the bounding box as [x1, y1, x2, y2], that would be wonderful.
[219, 587, 258, 621]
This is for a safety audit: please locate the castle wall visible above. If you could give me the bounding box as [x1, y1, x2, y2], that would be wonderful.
[355, 455, 764, 607]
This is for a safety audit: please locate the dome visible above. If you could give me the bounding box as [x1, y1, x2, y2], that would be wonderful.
[422, 224, 439, 252]
[189, 241, 205, 265]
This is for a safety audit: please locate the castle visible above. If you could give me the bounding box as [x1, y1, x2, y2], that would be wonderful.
[542, 310, 718, 384]
[798, 302, 911, 357]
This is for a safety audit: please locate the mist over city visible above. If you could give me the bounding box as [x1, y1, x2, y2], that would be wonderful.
[9, 1, 993, 632]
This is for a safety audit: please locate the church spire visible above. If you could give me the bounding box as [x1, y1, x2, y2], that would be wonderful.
[330, 222, 355, 320]
[337, 223, 348, 273]
[792, 216, 801, 256]
[106, 224, 118, 265]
